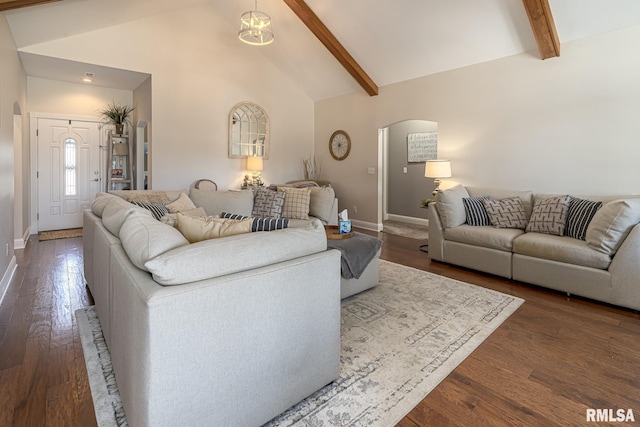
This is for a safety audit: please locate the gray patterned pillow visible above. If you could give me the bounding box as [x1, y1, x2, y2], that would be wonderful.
[526, 195, 571, 236]
[482, 197, 527, 229]
[252, 187, 285, 218]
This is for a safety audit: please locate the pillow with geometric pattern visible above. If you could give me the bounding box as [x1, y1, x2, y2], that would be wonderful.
[526, 195, 571, 236]
[277, 186, 311, 220]
[565, 197, 602, 240]
[482, 197, 528, 229]
[252, 187, 285, 218]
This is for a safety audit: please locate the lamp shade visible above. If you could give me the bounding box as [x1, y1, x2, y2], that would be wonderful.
[246, 156, 263, 171]
[425, 160, 452, 179]
[238, 2, 274, 46]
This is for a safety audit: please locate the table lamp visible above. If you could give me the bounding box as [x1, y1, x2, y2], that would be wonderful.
[246, 155, 264, 186]
[425, 160, 451, 195]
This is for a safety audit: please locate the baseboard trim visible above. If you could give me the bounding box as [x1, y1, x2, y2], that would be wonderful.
[386, 214, 429, 227]
[0, 256, 17, 308]
[14, 228, 30, 250]
[352, 219, 382, 232]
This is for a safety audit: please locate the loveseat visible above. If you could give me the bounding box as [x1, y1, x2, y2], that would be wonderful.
[427, 184, 640, 311]
[82, 187, 343, 427]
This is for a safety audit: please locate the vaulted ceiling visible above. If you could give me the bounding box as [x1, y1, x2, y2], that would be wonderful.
[5, 0, 640, 101]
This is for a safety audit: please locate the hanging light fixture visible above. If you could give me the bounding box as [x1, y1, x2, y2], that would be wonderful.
[238, 0, 274, 46]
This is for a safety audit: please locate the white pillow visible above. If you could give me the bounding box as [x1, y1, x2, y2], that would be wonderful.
[435, 184, 469, 228]
[586, 198, 640, 256]
[309, 186, 336, 223]
[165, 192, 197, 213]
[120, 211, 189, 271]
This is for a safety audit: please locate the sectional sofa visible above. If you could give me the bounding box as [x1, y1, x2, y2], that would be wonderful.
[82, 188, 342, 427]
[427, 184, 640, 311]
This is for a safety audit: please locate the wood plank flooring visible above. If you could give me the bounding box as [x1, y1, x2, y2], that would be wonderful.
[1, 230, 639, 426]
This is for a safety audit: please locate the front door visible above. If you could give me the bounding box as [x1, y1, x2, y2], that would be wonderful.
[37, 118, 102, 231]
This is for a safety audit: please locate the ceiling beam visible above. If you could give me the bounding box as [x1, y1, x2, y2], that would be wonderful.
[522, 0, 560, 59]
[0, 0, 61, 12]
[283, 0, 378, 96]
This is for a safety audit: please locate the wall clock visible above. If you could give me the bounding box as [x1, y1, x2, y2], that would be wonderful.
[329, 130, 351, 161]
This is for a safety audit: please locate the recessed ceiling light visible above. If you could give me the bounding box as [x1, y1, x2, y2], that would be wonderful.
[83, 72, 95, 83]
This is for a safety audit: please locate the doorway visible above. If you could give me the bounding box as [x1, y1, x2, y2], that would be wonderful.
[32, 115, 103, 232]
[379, 119, 437, 228]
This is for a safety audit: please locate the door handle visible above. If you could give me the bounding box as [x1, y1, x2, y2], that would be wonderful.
[92, 178, 100, 182]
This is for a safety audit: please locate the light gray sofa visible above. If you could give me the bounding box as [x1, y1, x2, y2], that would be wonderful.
[82, 189, 342, 427]
[427, 185, 640, 311]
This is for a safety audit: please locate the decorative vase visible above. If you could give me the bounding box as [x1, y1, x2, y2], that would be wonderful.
[115, 124, 124, 135]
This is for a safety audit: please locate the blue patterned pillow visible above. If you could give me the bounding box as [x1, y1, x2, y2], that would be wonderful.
[566, 197, 602, 240]
[462, 197, 491, 226]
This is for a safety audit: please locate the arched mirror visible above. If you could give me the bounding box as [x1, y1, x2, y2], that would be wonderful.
[228, 102, 269, 158]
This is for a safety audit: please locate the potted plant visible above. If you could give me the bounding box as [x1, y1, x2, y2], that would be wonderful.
[99, 101, 135, 135]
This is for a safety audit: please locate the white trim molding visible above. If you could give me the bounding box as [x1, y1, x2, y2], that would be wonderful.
[0, 255, 17, 308]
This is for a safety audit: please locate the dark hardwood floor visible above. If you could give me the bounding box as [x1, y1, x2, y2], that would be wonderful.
[1, 229, 639, 426]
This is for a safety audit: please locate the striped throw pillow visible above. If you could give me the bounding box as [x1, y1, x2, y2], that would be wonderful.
[566, 197, 602, 240]
[462, 197, 491, 226]
[221, 212, 289, 232]
[130, 201, 169, 221]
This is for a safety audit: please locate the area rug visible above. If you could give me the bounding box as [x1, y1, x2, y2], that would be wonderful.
[382, 220, 428, 240]
[39, 228, 83, 241]
[76, 260, 523, 427]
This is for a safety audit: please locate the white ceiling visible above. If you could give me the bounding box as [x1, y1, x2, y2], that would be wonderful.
[6, 0, 640, 101]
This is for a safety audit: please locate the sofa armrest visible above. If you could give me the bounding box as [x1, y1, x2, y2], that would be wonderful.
[427, 203, 445, 260]
[327, 197, 339, 226]
[609, 223, 640, 309]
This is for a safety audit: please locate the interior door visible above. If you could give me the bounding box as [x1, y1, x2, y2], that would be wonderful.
[37, 118, 102, 231]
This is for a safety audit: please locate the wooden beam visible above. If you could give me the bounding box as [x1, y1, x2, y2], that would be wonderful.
[0, 0, 61, 12]
[522, 0, 560, 59]
[283, 0, 379, 96]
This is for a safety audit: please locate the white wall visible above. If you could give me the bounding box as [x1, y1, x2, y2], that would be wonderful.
[27, 76, 133, 117]
[20, 4, 315, 191]
[316, 25, 640, 227]
[0, 12, 25, 304]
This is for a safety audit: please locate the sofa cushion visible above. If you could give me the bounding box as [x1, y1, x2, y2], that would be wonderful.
[102, 201, 152, 236]
[526, 195, 570, 236]
[189, 188, 254, 217]
[176, 214, 253, 243]
[278, 186, 311, 220]
[514, 232, 611, 270]
[586, 198, 640, 256]
[91, 192, 133, 218]
[144, 219, 328, 285]
[309, 186, 336, 223]
[462, 197, 491, 226]
[120, 211, 189, 271]
[166, 192, 197, 213]
[445, 225, 524, 252]
[566, 197, 602, 240]
[252, 187, 285, 218]
[435, 184, 470, 228]
[482, 197, 527, 229]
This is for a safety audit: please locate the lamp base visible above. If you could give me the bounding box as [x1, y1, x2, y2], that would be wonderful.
[432, 178, 442, 196]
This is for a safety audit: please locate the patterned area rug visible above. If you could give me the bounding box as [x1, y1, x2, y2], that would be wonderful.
[39, 228, 83, 241]
[382, 220, 428, 240]
[76, 260, 523, 427]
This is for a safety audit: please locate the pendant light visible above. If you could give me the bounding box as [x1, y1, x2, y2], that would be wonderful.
[238, 0, 274, 46]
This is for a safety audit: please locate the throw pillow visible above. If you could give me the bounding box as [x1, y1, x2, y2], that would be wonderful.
[565, 197, 602, 240]
[165, 192, 197, 213]
[462, 197, 491, 226]
[160, 207, 207, 228]
[123, 191, 171, 204]
[586, 198, 640, 256]
[482, 197, 528, 229]
[435, 184, 470, 228]
[309, 186, 336, 223]
[252, 187, 285, 218]
[130, 201, 169, 220]
[221, 212, 290, 231]
[526, 195, 571, 236]
[278, 186, 311, 220]
[176, 213, 253, 243]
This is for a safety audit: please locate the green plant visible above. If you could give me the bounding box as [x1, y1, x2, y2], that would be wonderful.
[420, 198, 435, 207]
[99, 101, 135, 126]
